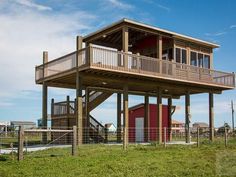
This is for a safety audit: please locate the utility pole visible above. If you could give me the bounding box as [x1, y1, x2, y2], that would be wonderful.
[231, 100, 235, 133]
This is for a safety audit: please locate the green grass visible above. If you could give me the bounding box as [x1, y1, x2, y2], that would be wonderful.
[1, 141, 236, 177]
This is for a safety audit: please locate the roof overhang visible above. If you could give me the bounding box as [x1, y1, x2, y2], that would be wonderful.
[83, 18, 219, 49]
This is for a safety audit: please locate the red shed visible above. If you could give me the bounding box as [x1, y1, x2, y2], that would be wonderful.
[128, 104, 170, 143]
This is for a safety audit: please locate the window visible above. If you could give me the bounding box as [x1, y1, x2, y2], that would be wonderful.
[190, 51, 197, 66]
[182, 49, 187, 64]
[203, 55, 210, 68]
[176, 48, 181, 63]
[175, 48, 186, 64]
[198, 53, 203, 67]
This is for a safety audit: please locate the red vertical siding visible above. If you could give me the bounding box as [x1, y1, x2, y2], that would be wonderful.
[129, 104, 170, 142]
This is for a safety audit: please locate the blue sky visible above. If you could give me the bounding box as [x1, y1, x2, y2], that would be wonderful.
[0, 0, 235, 127]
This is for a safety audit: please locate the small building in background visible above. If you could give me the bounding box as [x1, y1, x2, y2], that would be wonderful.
[192, 122, 209, 133]
[10, 121, 36, 130]
[0, 121, 10, 134]
[105, 123, 116, 133]
[171, 119, 185, 134]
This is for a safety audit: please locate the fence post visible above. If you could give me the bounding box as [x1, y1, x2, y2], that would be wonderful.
[105, 124, 108, 143]
[197, 127, 200, 148]
[96, 125, 99, 143]
[164, 127, 166, 148]
[72, 126, 77, 156]
[18, 126, 24, 161]
[224, 126, 228, 147]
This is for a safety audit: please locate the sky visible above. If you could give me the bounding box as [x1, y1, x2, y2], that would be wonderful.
[0, 0, 235, 128]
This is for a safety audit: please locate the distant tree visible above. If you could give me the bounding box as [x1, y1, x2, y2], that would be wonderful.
[217, 123, 231, 134]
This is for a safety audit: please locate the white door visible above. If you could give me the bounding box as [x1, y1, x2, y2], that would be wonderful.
[135, 117, 144, 142]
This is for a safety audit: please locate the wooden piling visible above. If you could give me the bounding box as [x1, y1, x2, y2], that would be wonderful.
[18, 126, 24, 161]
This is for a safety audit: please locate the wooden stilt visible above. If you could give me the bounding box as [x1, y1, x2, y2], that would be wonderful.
[117, 93, 122, 143]
[185, 92, 190, 143]
[123, 86, 128, 149]
[157, 88, 162, 144]
[168, 97, 172, 142]
[209, 93, 214, 141]
[144, 95, 149, 142]
[42, 51, 48, 144]
[76, 74, 83, 145]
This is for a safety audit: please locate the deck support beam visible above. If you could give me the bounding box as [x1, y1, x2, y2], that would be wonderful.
[76, 74, 83, 145]
[42, 51, 48, 144]
[122, 26, 129, 69]
[209, 93, 214, 141]
[123, 85, 129, 149]
[144, 95, 150, 142]
[117, 93, 122, 143]
[157, 88, 162, 144]
[168, 97, 172, 141]
[185, 91, 190, 143]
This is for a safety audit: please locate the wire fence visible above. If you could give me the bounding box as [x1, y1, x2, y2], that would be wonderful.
[0, 126, 235, 161]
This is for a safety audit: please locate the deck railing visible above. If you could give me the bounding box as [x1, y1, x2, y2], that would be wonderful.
[35, 45, 235, 87]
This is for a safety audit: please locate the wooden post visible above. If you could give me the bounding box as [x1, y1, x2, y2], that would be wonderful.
[105, 124, 108, 143]
[76, 36, 83, 67]
[209, 93, 214, 142]
[18, 126, 24, 161]
[185, 91, 190, 143]
[158, 35, 162, 73]
[42, 51, 48, 144]
[72, 126, 77, 156]
[186, 46, 190, 65]
[168, 98, 172, 142]
[224, 126, 228, 147]
[51, 98, 54, 118]
[197, 127, 200, 148]
[76, 74, 83, 145]
[164, 127, 166, 148]
[122, 26, 128, 70]
[123, 85, 129, 150]
[157, 88, 162, 144]
[117, 93, 122, 143]
[96, 125, 99, 143]
[144, 95, 150, 142]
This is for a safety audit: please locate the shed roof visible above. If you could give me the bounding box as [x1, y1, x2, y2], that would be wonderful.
[83, 18, 219, 48]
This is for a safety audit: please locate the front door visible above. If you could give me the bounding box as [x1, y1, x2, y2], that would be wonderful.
[135, 117, 144, 142]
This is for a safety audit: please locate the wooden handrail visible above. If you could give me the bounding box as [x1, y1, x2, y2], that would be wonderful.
[35, 45, 235, 88]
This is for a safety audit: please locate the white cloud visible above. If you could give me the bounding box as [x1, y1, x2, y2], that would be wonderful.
[230, 24, 236, 29]
[205, 32, 227, 37]
[142, 0, 170, 12]
[0, 2, 96, 101]
[156, 4, 170, 12]
[15, 0, 52, 11]
[107, 0, 134, 10]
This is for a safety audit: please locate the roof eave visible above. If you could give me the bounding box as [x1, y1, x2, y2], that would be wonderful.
[83, 18, 220, 49]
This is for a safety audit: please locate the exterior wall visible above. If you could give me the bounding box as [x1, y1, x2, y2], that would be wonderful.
[128, 104, 170, 142]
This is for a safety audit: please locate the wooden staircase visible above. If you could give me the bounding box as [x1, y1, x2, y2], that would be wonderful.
[51, 91, 112, 143]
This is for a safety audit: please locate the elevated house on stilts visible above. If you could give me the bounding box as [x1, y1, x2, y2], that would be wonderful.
[35, 18, 235, 147]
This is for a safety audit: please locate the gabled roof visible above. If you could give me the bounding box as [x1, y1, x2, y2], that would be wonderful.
[105, 123, 116, 129]
[193, 122, 209, 127]
[172, 119, 184, 124]
[83, 18, 219, 48]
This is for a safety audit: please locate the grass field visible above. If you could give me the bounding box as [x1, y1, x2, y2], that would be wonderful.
[1, 140, 236, 177]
